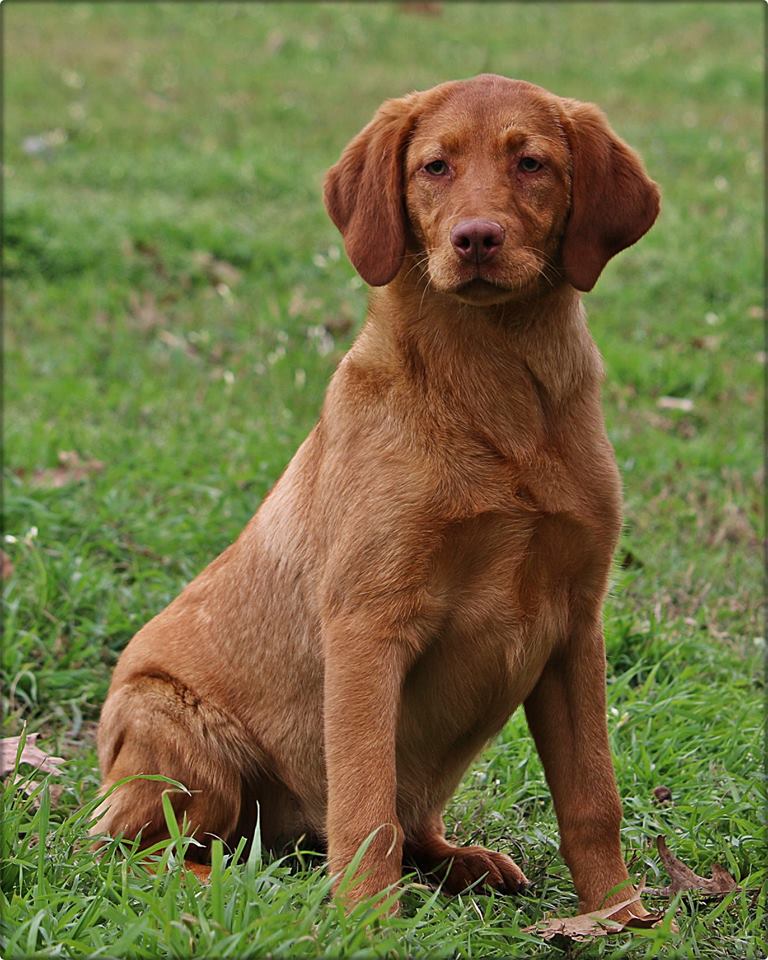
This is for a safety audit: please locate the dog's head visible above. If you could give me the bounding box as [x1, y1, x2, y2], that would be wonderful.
[324, 74, 660, 302]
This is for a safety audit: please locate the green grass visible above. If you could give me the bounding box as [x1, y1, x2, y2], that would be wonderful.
[3, 2, 764, 957]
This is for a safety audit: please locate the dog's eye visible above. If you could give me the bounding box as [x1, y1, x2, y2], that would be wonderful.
[424, 160, 449, 176]
[518, 156, 543, 173]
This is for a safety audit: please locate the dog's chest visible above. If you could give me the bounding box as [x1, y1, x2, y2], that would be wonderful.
[432, 502, 586, 656]
[399, 461, 616, 753]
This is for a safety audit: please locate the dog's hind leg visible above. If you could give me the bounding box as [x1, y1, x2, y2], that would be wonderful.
[91, 671, 251, 866]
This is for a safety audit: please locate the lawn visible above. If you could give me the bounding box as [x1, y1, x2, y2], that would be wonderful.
[2, 2, 764, 957]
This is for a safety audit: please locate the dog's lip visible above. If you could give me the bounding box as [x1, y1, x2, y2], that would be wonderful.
[454, 275, 508, 293]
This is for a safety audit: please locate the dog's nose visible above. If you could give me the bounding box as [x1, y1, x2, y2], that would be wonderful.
[450, 219, 505, 263]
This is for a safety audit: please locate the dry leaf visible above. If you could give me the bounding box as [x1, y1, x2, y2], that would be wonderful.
[657, 396, 694, 412]
[652, 835, 738, 897]
[24, 451, 105, 489]
[323, 308, 355, 337]
[619, 548, 644, 570]
[192, 251, 242, 287]
[128, 290, 165, 332]
[133, 240, 169, 279]
[709, 503, 756, 548]
[288, 285, 321, 319]
[653, 785, 673, 804]
[264, 29, 286, 55]
[690, 335, 722, 351]
[158, 329, 199, 358]
[0, 734, 65, 777]
[398, 1, 443, 15]
[1, 550, 13, 580]
[525, 891, 664, 942]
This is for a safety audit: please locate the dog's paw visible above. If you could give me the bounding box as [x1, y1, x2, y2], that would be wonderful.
[436, 845, 529, 895]
[184, 860, 212, 883]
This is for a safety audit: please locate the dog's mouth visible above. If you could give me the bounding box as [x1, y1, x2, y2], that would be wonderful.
[421, 245, 548, 305]
[450, 274, 520, 305]
[457, 277, 503, 293]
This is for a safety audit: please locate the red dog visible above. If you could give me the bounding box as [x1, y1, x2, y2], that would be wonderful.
[95, 74, 659, 918]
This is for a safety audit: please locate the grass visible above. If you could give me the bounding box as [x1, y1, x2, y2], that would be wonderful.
[2, 1, 764, 957]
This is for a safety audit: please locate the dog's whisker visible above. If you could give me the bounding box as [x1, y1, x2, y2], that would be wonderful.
[417, 272, 434, 318]
[401, 253, 432, 284]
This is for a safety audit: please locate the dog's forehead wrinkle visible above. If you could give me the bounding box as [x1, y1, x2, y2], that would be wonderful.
[420, 93, 565, 155]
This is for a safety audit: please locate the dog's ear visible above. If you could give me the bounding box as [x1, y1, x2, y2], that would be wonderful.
[324, 94, 420, 287]
[559, 99, 660, 292]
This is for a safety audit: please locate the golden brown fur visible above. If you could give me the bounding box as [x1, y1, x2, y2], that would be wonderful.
[94, 74, 660, 917]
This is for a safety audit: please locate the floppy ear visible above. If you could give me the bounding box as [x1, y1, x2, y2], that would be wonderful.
[324, 94, 419, 287]
[559, 99, 660, 292]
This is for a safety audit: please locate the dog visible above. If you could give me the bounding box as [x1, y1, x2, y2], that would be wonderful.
[94, 74, 659, 918]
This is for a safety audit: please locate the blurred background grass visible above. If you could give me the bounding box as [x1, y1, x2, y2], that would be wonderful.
[3, 3, 764, 957]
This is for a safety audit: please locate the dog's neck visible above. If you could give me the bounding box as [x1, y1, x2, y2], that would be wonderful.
[355, 275, 603, 412]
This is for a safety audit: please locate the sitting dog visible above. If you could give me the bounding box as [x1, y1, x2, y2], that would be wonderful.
[94, 74, 659, 918]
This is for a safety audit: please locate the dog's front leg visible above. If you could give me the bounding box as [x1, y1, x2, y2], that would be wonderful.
[524, 622, 648, 919]
[323, 620, 409, 908]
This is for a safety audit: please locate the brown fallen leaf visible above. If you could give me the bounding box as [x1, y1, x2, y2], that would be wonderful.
[619, 548, 644, 570]
[652, 835, 738, 897]
[653, 785, 673, 804]
[288, 285, 322, 319]
[657, 396, 694, 412]
[23, 450, 105, 489]
[128, 290, 166, 332]
[134, 240, 170, 280]
[397, 1, 443, 14]
[264, 29, 286, 55]
[524, 891, 665, 942]
[690, 335, 722, 352]
[323, 309, 355, 337]
[1, 549, 13, 580]
[709, 502, 756, 548]
[0, 734, 65, 777]
[158, 329, 199, 359]
[191, 250, 242, 287]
